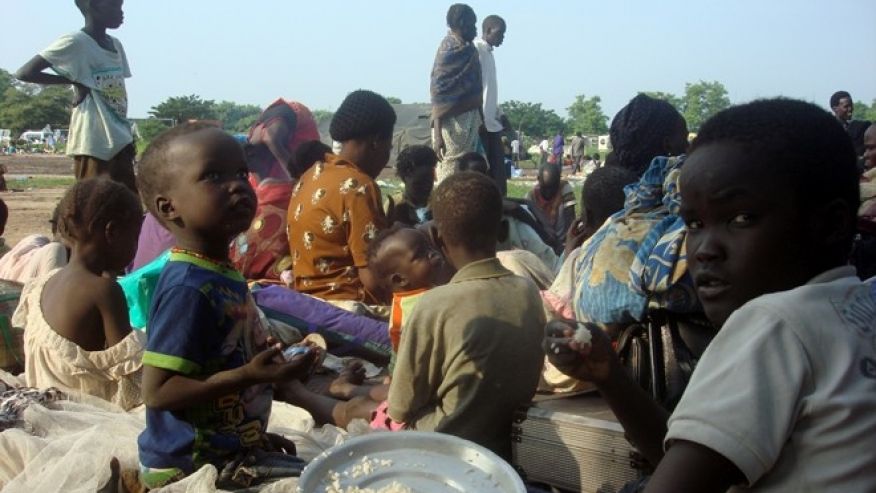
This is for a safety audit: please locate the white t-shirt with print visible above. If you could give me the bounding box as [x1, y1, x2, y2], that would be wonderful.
[665, 266, 876, 492]
[41, 31, 132, 161]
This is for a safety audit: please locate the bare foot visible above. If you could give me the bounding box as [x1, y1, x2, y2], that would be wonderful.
[328, 360, 367, 399]
[333, 395, 381, 428]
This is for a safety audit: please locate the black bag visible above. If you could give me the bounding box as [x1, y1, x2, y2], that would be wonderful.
[615, 311, 717, 413]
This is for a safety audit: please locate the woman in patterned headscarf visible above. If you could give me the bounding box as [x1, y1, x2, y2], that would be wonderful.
[229, 99, 321, 281]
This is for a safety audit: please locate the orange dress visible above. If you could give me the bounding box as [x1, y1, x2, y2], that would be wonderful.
[287, 154, 386, 303]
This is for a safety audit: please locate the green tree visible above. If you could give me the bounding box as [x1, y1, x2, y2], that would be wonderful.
[312, 110, 334, 126]
[855, 98, 876, 122]
[149, 95, 217, 123]
[136, 119, 171, 144]
[0, 85, 71, 135]
[566, 94, 608, 134]
[386, 97, 402, 104]
[500, 100, 565, 139]
[679, 81, 730, 131]
[0, 69, 15, 109]
[640, 91, 681, 110]
[214, 101, 262, 133]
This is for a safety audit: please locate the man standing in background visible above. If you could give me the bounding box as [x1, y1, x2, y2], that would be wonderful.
[475, 15, 510, 195]
[830, 90, 871, 160]
[570, 132, 585, 174]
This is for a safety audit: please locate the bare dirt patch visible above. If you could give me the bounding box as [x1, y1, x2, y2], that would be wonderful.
[2, 188, 65, 248]
[0, 154, 73, 176]
[0, 155, 71, 248]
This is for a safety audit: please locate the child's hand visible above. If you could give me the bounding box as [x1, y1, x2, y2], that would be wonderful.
[242, 345, 318, 384]
[544, 320, 619, 384]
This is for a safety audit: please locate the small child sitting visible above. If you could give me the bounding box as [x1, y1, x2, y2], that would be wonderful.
[135, 123, 318, 489]
[367, 225, 454, 354]
[13, 178, 144, 410]
[387, 171, 546, 460]
[311, 225, 454, 431]
[0, 204, 70, 285]
[390, 145, 438, 226]
[548, 99, 876, 491]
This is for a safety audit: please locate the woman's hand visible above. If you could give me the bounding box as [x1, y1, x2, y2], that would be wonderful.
[544, 319, 619, 384]
[564, 218, 589, 255]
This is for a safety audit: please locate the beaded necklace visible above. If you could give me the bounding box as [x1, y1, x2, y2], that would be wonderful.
[170, 247, 234, 270]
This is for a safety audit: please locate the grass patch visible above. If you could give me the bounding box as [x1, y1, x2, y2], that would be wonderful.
[7, 176, 75, 189]
[507, 181, 533, 200]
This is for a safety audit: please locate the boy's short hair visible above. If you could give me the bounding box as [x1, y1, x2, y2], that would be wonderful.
[456, 151, 489, 174]
[57, 178, 142, 243]
[432, 171, 502, 251]
[582, 165, 638, 227]
[329, 90, 397, 142]
[395, 145, 437, 181]
[74, 0, 88, 15]
[690, 98, 859, 252]
[829, 91, 851, 108]
[482, 15, 505, 31]
[137, 122, 218, 216]
[447, 4, 475, 30]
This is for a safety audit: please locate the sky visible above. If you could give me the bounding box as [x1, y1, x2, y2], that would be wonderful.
[3, 0, 875, 121]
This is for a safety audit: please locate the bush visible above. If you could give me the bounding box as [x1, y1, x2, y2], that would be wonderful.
[135, 119, 171, 156]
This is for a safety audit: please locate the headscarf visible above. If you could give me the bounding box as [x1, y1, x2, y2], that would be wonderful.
[229, 100, 320, 281]
[573, 155, 699, 324]
[246, 99, 320, 184]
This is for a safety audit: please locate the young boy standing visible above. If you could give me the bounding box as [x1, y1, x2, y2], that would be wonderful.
[135, 124, 317, 489]
[548, 99, 876, 492]
[15, 0, 136, 192]
[387, 171, 545, 460]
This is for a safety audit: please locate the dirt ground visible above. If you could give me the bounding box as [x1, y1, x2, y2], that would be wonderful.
[0, 153, 74, 177]
[0, 154, 70, 247]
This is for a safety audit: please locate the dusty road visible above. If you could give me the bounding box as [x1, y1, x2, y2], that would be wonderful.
[1, 154, 70, 247]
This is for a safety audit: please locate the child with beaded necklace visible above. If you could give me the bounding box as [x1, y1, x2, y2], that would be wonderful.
[135, 123, 317, 489]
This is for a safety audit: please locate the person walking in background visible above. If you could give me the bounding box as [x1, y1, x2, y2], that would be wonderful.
[539, 137, 549, 165]
[474, 15, 510, 196]
[570, 132, 585, 174]
[551, 130, 565, 167]
[15, 0, 136, 192]
[430, 4, 483, 183]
